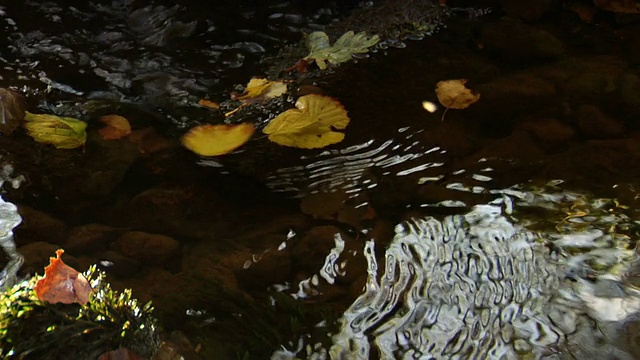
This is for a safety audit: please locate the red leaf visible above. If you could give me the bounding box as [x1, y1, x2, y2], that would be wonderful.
[34, 249, 92, 305]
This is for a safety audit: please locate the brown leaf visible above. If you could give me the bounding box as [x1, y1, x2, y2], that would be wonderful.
[593, 0, 640, 13]
[34, 249, 92, 305]
[128, 128, 172, 154]
[99, 114, 132, 140]
[97, 348, 144, 360]
[0, 88, 27, 135]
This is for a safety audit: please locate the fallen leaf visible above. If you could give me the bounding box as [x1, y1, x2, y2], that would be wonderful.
[198, 99, 220, 109]
[98, 114, 131, 140]
[594, 0, 640, 13]
[181, 123, 255, 156]
[435, 79, 480, 121]
[34, 249, 92, 305]
[304, 31, 379, 70]
[128, 127, 173, 154]
[24, 112, 87, 149]
[231, 78, 288, 102]
[435, 79, 480, 109]
[0, 88, 26, 135]
[263, 94, 350, 149]
[97, 348, 144, 360]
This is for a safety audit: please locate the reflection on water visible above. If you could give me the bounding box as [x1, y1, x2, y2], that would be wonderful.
[273, 185, 640, 359]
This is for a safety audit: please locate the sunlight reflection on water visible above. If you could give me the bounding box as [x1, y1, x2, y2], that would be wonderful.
[273, 186, 640, 359]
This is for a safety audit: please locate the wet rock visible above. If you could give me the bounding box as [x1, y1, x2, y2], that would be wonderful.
[290, 226, 348, 276]
[124, 184, 230, 240]
[616, 70, 640, 119]
[501, 0, 551, 21]
[558, 55, 626, 100]
[542, 138, 640, 186]
[95, 250, 142, 278]
[470, 73, 557, 134]
[519, 117, 575, 152]
[112, 231, 180, 265]
[65, 223, 119, 254]
[180, 240, 240, 291]
[14, 205, 67, 245]
[478, 19, 565, 64]
[574, 104, 625, 138]
[233, 234, 293, 291]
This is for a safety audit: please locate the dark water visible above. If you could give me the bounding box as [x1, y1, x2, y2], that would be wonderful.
[2, 1, 640, 359]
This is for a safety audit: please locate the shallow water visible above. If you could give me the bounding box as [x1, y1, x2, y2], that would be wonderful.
[1, 1, 640, 359]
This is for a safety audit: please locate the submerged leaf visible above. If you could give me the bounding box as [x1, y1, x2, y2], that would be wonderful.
[24, 112, 87, 149]
[0, 88, 27, 135]
[304, 31, 379, 70]
[34, 249, 92, 305]
[99, 114, 131, 140]
[263, 94, 350, 149]
[181, 123, 255, 156]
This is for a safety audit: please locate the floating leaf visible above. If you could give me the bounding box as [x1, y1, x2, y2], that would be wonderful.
[304, 31, 380, 70]
[435, 79, 480, 121]
[0, 88, 27, 135]
[181, 123, 255, 156]
[98, 114, 131, 140]
[263, 94, 350, 149]
[24, 112, 87, 149]
[34, 249, 92, 305]
[232, 78, 288, 102]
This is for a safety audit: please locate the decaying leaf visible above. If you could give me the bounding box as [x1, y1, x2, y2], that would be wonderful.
[181, 123, 255, 156]
[99, 114, 131, 140]
[128, 127, 172, 154]
[263, 94, 350, 149]
[24, 112, 87, 149]
[304, 31, 380, 70]
[594, 0, 640, 13]
[0, 88, 27, 135]
[232, 78, 288, 102]
[198, 99, 220, 109]
[34, 249, 92, 305]
[435, 79, 480, 121]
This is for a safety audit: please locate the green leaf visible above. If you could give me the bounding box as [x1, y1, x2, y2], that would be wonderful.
[24, 112, 87, 149]
[304, 31, 379, 70]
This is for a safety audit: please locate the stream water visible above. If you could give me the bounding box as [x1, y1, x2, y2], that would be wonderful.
[2, 1, 640, 359]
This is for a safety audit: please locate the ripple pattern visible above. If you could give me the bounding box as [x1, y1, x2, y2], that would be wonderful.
[325, 205, 637, 359]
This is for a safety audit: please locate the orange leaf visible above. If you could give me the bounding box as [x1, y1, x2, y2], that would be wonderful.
[198, 99, 220, 109]
[34, 249, 92, 305]
[99, 114, 132, 140]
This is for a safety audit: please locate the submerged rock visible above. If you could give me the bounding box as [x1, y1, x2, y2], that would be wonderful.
[112, 231, 180, 265]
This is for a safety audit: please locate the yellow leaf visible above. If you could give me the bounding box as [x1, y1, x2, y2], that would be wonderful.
[98, 114, 131, 140]
[263, 94, 349, 149]
[181, 123, 255, 156]
[23, 112, 87, 149]
[435, 79, 480, 110]
[233, 78, 288, 102]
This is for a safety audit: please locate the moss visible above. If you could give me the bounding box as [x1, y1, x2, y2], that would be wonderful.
[0, 266, 159, 360]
